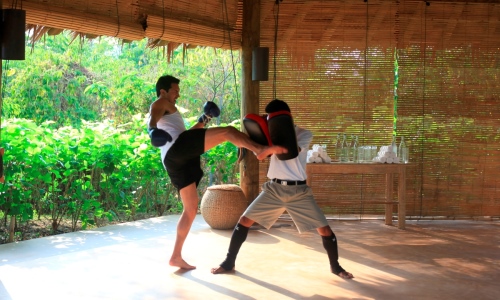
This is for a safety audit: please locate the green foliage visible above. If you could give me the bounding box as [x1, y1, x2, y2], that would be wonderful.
[0, 116, 240, 235]
[3, 32, 242, 126]
[0, 117, 174, 231]
[202, 120, 241, 185]
[1, 33, 243, 240]
[393, 48, 399, 136]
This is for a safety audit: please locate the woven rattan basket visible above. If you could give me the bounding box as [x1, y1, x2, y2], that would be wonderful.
[200, 184, 249, 230]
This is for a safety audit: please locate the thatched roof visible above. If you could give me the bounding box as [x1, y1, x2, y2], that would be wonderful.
[3, 0, 241, 49]
[4, 0, 500, 51]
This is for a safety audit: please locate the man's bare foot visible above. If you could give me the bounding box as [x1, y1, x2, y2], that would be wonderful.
[211, 266, 233, 274]
[169, 257, 196, 270]
[256, 145, 288, 160]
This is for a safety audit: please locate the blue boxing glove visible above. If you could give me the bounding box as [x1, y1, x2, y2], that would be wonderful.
[198, 101, 221, 125]
[148, 127, 172, 147]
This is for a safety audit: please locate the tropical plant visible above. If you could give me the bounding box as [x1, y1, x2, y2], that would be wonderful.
[0, 32, 243, 243]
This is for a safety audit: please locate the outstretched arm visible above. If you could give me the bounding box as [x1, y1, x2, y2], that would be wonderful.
[190, 121, 206, 130]
[190, 101, 220, 130]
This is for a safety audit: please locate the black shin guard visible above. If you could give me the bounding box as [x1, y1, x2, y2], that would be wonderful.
[322, 233, 346, 275]
[220, 223, 250, 270]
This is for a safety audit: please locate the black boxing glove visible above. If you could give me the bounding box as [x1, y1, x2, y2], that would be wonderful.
[198, 101, 221, 124]
[148, 127, 172, 147]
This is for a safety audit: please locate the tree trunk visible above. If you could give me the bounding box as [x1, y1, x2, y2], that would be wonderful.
[8, 215, 15, 243]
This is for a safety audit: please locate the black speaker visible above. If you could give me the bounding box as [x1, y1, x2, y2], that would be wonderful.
[252, 47, 269, 81]
[1, 9, 26, 60]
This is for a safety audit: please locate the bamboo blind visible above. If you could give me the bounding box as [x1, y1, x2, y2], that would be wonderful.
[258, 0, 500, 218]
[397, 1, 500, 217]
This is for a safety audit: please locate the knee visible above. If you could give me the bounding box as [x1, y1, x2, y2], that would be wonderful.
[210, 126, 237, 140]
[223, 126, 238, 138]
[183, 206, 198, 219]
[317, 225, 333, 237]
[239, 216, 254, 227]
[217, 126, 250, 145]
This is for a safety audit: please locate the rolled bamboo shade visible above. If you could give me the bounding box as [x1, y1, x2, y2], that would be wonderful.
[6, 0, 243, 49]
[143, 0, 241, 49]
[145, 14, 240, 49]
[1, 0, 145, 41]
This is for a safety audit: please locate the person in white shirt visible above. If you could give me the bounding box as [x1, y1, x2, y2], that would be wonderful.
[211, 99, 354, 279]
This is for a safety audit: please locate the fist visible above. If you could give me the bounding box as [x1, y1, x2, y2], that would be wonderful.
[148, 127, 172, 147]
[198, 101, 221, 125]
[203, 101, 220, 118]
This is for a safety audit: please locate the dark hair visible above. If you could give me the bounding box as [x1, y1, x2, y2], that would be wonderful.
[265, 99, 291, 113]
[156, 75, 180, 97]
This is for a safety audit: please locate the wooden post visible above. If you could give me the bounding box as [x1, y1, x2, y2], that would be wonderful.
[240, 0, 261, 203]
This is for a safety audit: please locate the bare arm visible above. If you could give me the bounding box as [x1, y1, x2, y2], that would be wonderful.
[148, 99, 177, 129]
[189, 101, 220, 130]
[189, 121, 206, 130]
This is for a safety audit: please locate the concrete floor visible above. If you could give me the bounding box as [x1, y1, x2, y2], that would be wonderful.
[0, 215, 498, 300]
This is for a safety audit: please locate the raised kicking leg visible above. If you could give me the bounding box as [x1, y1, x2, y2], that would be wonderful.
[204, 127, 287, 160]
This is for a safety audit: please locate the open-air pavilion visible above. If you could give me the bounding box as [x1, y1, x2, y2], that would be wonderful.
[1, 0, 499, 299]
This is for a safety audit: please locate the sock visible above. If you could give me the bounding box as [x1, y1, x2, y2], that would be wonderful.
[220, 223, 249, 270]
[322, 233, 345, 275]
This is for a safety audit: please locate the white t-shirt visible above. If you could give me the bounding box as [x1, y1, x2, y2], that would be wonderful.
[266, 126, 312, 181]
[156, 110, 186, 164]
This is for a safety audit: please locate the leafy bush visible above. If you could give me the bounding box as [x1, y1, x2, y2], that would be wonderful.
[0, 32, 243, 242]
[3, 33, 242, 127]
[0, 115, 239, 239]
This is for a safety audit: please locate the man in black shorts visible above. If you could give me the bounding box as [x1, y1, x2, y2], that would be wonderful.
[147, 75, 287, 270]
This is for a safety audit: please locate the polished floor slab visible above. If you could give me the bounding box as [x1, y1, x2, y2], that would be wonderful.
[0, 215, 498, 300]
